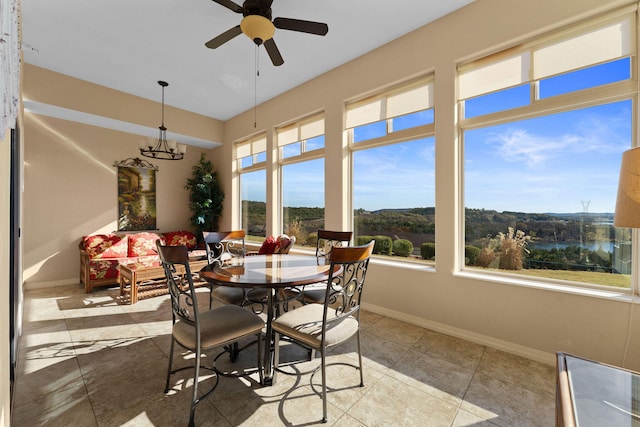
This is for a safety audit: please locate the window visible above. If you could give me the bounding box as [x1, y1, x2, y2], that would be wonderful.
[236, 134, 267, 238]
[282, 159, 324, 245]
[240, 170, 266, 238]
[459, 9, 635, 289]
[277, 114, 325, 245]
[347, 76, 436, 263]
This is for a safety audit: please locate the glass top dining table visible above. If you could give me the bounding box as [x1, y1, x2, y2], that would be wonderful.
[199, 254, 339, 384]
[199, 253, 336, 287]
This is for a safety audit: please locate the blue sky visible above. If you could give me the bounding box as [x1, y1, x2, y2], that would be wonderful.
[465, 100, 631, 213]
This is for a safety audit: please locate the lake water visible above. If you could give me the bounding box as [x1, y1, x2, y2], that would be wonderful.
[529, 241, 616, 253]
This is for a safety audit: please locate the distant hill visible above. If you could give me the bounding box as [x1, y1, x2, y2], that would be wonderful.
[242, 201, 614, 247]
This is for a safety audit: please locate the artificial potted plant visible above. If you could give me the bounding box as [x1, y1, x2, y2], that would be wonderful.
[185, 153, 224, 240]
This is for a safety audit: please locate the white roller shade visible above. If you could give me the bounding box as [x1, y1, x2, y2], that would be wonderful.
[534, 15, 634, 80]
[301, 116, 324, 140]
[345, 98, 384, 129]
[458, 11, 635, 101]
[387, 81, 434, 118]
[236, 135, 266, 158]
[346, 78, 433, 129]
[277, 114, 324, 147]
[277, 126, 298, 147]
[458, 52, 530, 100]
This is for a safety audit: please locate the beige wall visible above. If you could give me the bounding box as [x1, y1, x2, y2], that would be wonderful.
[219, 0, 640, 369]
[22, 66, 224, 286]
[23, 65, 224, 140]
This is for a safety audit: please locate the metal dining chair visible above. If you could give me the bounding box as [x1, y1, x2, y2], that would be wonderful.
[271, 241, 374, 423]
[290, 229, 353, 305]
[203, 230, 250, 307]
[156, 241, 264, 427]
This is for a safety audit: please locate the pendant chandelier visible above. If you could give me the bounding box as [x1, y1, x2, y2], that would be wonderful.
[139, 80, 186, 160]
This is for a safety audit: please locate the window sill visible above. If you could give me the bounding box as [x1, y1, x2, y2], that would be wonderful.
[369, 256, 436, 272]
[289, 247, 436, 272]
[456, 269, 635, 303]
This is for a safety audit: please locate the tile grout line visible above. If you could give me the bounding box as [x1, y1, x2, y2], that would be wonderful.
[450, 345, 490, 427]
[56, 285, 101, 427]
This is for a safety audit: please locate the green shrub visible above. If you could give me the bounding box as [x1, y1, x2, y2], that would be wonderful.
[373, 235, 392, 255]
[420, 242, 435, 260]
[465, 245, 481, 265]
[393, 239, 414, 257]
[356, 235, 374, 246]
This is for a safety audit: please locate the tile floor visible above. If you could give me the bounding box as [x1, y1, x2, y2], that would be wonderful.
[12, 284, 556, 426]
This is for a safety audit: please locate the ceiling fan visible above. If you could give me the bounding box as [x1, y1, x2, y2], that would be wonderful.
[205, 0, 329, 66]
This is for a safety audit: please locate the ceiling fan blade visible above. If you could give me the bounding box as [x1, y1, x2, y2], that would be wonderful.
[264, 38, 284, 66]
[211, 0, 244, 13]
[273, 17, 328, 36]
[205, 25, 243, 49]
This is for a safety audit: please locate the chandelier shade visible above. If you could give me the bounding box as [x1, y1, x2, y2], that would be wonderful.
[140, 80, 186, 160]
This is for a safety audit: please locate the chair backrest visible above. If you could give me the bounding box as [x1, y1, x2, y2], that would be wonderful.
[316, 230, 353, 261]
[322, 240, 374, 327]
[156, 241, 199, 328]
[203, 230, 246, 264]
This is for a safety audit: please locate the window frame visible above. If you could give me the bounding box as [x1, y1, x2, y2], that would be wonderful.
[347, 75, 437, 266]
[276, 113, 326, 244]
[456, 8, 639, 293]
[236, 132, 268, 237]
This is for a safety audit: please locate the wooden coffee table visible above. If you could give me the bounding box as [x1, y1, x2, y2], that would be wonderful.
[119, 258, 208, 304]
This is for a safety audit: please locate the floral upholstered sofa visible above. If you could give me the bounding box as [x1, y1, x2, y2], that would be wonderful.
[79, 230, 205, 293]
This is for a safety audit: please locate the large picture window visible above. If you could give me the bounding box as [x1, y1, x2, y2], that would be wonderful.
[459, 9, 635, 289]
[347, 76, 436, 263]
[282, 159, 324, 246]
[277, 114, 325, 246]
[237, 134, 267, 238]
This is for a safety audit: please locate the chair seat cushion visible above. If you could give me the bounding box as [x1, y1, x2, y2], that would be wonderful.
[173, 305, 264, 350]
[212, 286, 269, 306]
[211, 286, 246, 306]
[246, 287, 269, 303]
[272, 303, 358, 350]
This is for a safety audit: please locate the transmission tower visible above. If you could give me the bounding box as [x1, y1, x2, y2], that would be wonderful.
[580, 200, 590, 262]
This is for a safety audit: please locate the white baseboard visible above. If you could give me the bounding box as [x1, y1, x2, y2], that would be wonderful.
[23, 278, 78, 291]
[361, 301, 556, 366]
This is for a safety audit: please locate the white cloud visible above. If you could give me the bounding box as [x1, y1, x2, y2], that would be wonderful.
[488, 128, 580, 167]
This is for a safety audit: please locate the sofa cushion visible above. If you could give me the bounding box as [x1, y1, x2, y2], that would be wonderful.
[127, 232, 163, 257]
[163, 230, 197, 250]
[88, 259, 122, 280]
[81, 234, 128, 259]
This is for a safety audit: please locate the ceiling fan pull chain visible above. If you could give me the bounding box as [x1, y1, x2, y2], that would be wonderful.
[254, 45, 259, 128]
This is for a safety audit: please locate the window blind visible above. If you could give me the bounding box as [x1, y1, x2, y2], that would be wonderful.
[458, 10, 636, 101]
[236, 134, 266, 158]
[276, 114, 324, 147]
[346, 78, 434, 129]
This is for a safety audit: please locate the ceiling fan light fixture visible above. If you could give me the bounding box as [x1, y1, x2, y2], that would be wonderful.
[241, 14, 275, 45]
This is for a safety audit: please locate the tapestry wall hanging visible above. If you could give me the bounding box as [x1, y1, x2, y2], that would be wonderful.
[113, 157, 159, 231]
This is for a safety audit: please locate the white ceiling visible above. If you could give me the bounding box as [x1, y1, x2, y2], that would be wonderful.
[21, 0, 474, 123]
